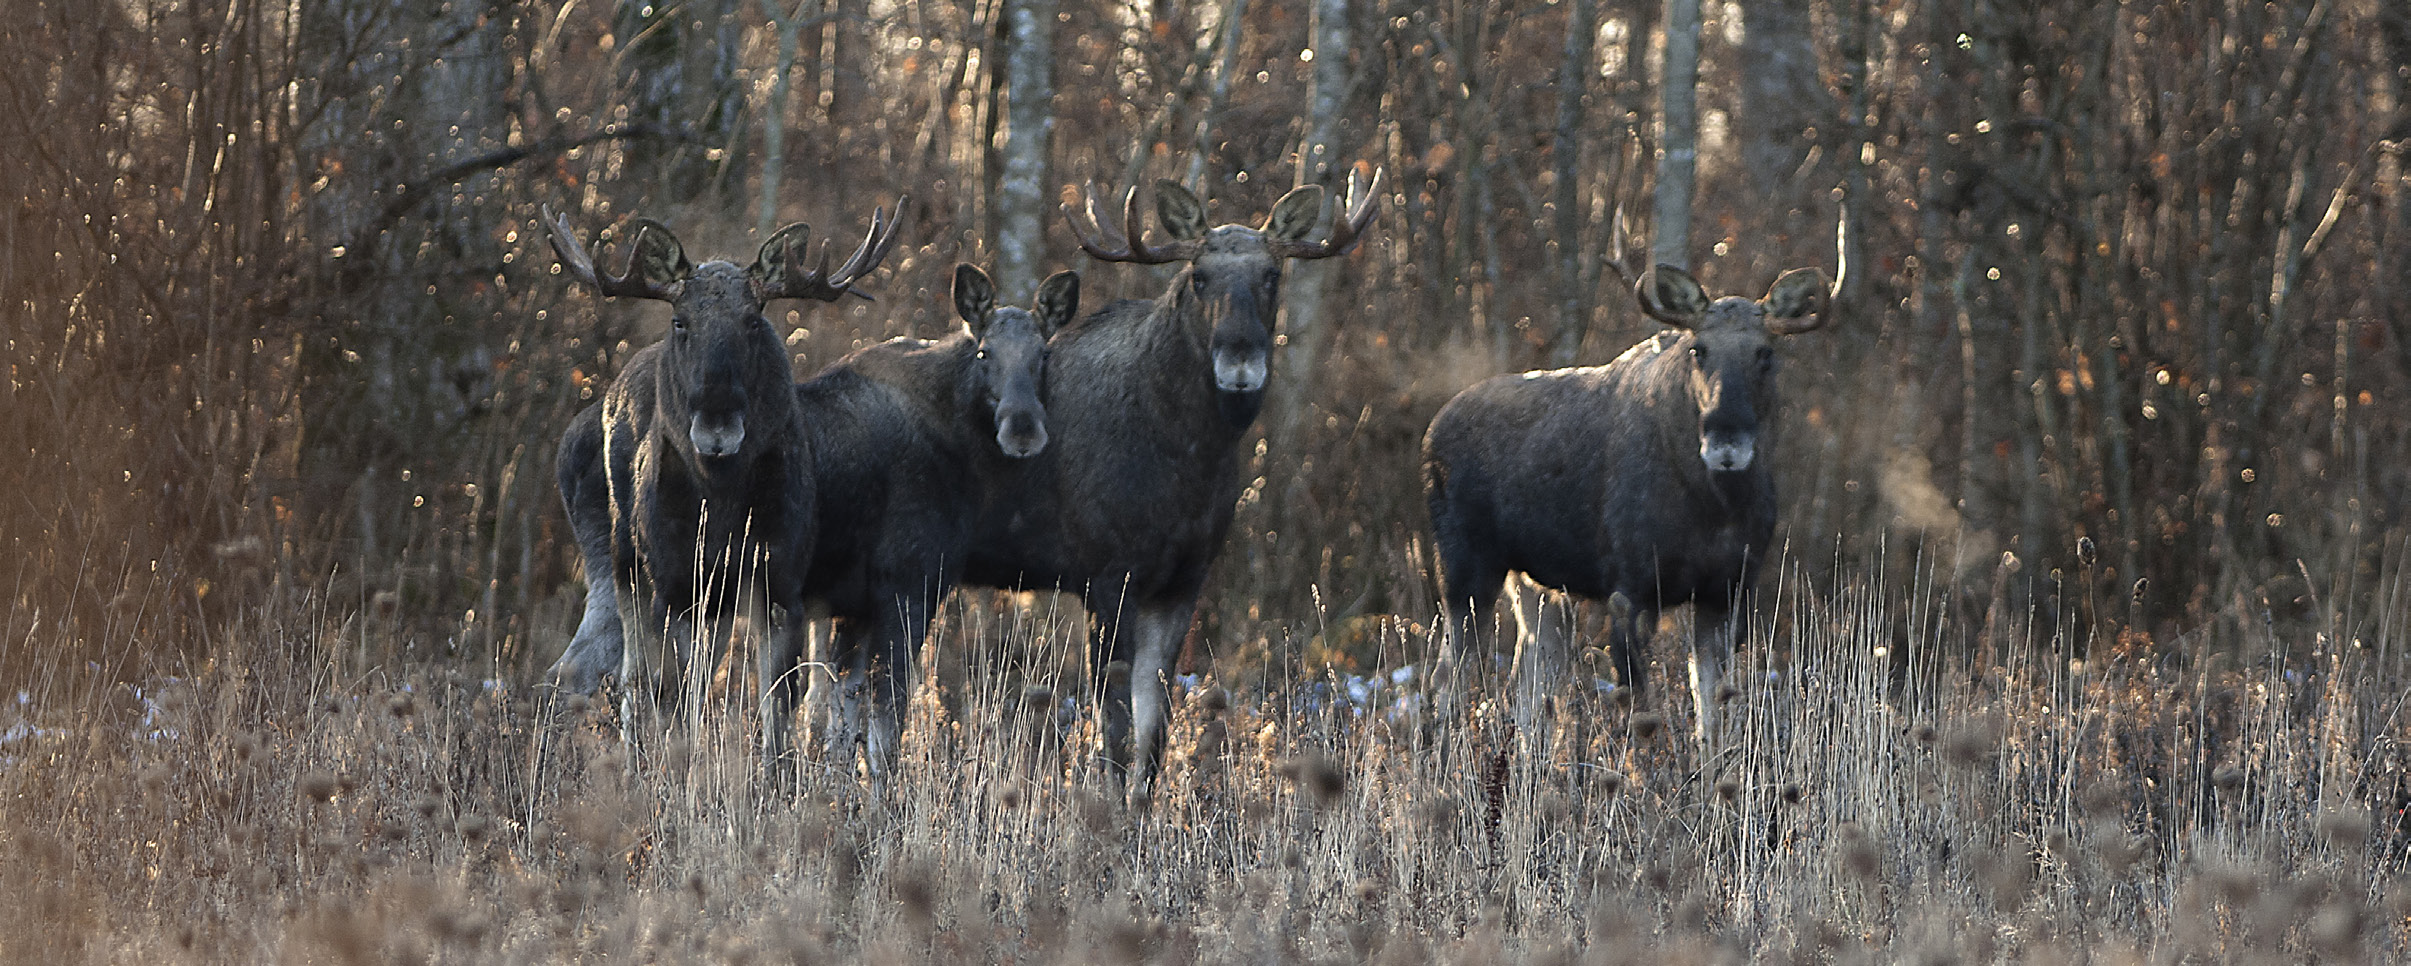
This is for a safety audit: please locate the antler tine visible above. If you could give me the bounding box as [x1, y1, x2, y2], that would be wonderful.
[1060, 184, 1124, 260]
[1122, 184, 1185, 264]
[543, 205, 605, 290]
[1280, 165, 1385, 260]
[825, 201, 901, 291]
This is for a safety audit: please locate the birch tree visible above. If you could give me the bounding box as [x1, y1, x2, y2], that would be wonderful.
[993, 0, 1057, 299]
[1651, 0, 1700, 269]
[1270, 0, 1353, 444]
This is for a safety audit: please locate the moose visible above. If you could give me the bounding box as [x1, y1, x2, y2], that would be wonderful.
[1422, 264, 1830, 740]
[543, 202, 902, 769]
[773, 264, 1079, 780]
[961, 167, 1382, 806]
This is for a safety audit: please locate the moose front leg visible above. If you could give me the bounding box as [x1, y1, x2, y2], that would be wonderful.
[1689, 598, 1744, 745]
[1122, 599, 1194, 809]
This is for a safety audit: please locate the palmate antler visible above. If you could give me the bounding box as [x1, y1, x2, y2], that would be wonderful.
[1269, 165, 1384, 260]
[1059, 184, 1197, 264]
[544, 205, 687, 301]
[755, 199, 908, 302]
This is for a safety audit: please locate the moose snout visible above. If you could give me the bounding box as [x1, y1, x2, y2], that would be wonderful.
[689, 409, 747, 458]
[1700, 432, 1756, 473]
[1212, 348, 1268, 394]
[997, 408, 1049, 458]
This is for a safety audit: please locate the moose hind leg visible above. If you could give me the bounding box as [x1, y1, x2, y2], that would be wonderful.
[1504, 575, 1575, 751]
[758, 599, 809, 789]
[858, 593, 932, 782]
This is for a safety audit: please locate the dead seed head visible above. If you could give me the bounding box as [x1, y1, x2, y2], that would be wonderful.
[1632, 713, 1665, 740]
[2317, 808, 2372, 850]
[1780, 782, 1804, 805]
[1715, 779, 1740, 802]
[2078, 781, 2126, 816]
[1912, 723, 1937, 745]
[1285, 753, 1347, 805]
[1415, 794, 1461, 829]
[997, 784, 1023, 810]
[1195, 686, 1229, 714]
[1596, 770, 1625, 799]
[299, 770, 341, 804]
[1838, 824, 1881, 881]
[1021, 684, 1055, 714]
[1715, 682, 1741, 704]
[456, 813, 491, 844]
[1353, 877, 1384, 903]
[2213, 765, 2246, 791]
[1941, 722, 1997, 767]
[385, 691, 415, 717]
[1192, 719, 1227, 761]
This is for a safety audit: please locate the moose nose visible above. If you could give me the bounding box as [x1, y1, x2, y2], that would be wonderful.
[1700, 433, 1755, 473]
[998, 410, 1048, 458]
[1212, 349, 1267, 393]
[690, 410, 747, 458]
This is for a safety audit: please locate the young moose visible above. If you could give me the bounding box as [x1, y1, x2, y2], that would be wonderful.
[1422, 265, 1830, 739]
[544, 203, 901, 767]
[778, 264, 1079, 780]
[964, 168, 1381, 806]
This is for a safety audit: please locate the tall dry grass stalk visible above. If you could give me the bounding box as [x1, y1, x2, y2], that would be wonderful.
[3, 548, 2405, 964]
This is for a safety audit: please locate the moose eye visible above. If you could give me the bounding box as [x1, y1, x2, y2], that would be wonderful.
[1190, 274, 1209, 294]
[975, 348, 989, 360]
[671, 317, 689, 332]
[1688, 344, 1706, 361]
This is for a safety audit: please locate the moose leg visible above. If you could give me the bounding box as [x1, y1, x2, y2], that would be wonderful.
[758, 597, 809, 790]
[1429, 548, 1504, 724]
[1606, 596, 1652, 696]
[1689, 597, 1743, 743]
[821, 619, 871, 779]
[620, 599, 693, 751]
[863, 590, 934, 782]
[1504, 575, 1574, 753]
[549, 404, 624, 695]
[1122, 598, 1194, 808]
[1079, 581, 1143, 783]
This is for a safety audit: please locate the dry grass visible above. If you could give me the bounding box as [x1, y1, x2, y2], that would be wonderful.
[3, 554, 2406, 965]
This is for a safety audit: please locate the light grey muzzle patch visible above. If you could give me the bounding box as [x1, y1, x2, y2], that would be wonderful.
[690, 411, 747, 458]
[1213, 349, 1268, 394]
[1701, 434, 1755, 473]
[997, 409, 1049, 458]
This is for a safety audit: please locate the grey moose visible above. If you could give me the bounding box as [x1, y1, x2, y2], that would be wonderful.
[961, 167, 1381, 805]
[1422, 264, 1830, 738]
[544, 202, 902, 771]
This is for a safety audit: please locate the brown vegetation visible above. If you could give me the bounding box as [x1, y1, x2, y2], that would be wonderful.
[3, 0, 2408, 959]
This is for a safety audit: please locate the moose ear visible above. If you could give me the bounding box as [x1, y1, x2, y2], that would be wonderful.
[751, 221, 815, 293]
[1032, 270, 1080, 338]
[1153, 180, 1208, 242]
[953, 263, 997, 335]
[1263, 184, 1326, 243]
[1635, 264, 1709, 326]
[623, 219, 694, 288]
[1761, 267, 1830, 330]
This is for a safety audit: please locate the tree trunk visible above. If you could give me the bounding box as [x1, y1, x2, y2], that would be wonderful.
[1270, 0, 1352, 445]
[1651, 0, 1700, 270]
[1545, 0, 1595, 367]
[994, 0, 1057, 300]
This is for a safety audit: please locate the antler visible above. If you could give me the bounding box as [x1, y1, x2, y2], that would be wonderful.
[1271, 165, 1385, 260]
[543, 206, 683, 300]
[759, 199, 907, 302]
[1059, 184, 1194, 264]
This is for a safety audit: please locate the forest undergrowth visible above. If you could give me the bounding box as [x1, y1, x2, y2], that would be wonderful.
[3, 546, 2407, 965]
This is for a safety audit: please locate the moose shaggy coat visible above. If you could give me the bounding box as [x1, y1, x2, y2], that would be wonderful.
[964, 169, 1380, 804]
[543, 205, 900, 770]
[774, 265, 1077, 777]
[1423, 264, 1829, 737]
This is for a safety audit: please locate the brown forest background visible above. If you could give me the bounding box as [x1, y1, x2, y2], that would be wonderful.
[3, 0, 2407, 689]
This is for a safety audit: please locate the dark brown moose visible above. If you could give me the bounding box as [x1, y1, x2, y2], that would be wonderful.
[962, 167, 1381, 806]
[543, 203, 901, 773]
[777, 264, 1078, 782]
[1422, 264, 1830, 740]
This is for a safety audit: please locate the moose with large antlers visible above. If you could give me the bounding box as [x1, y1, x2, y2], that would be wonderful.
[962, 167, 1382, 805]
[544, 202, 901, 767]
